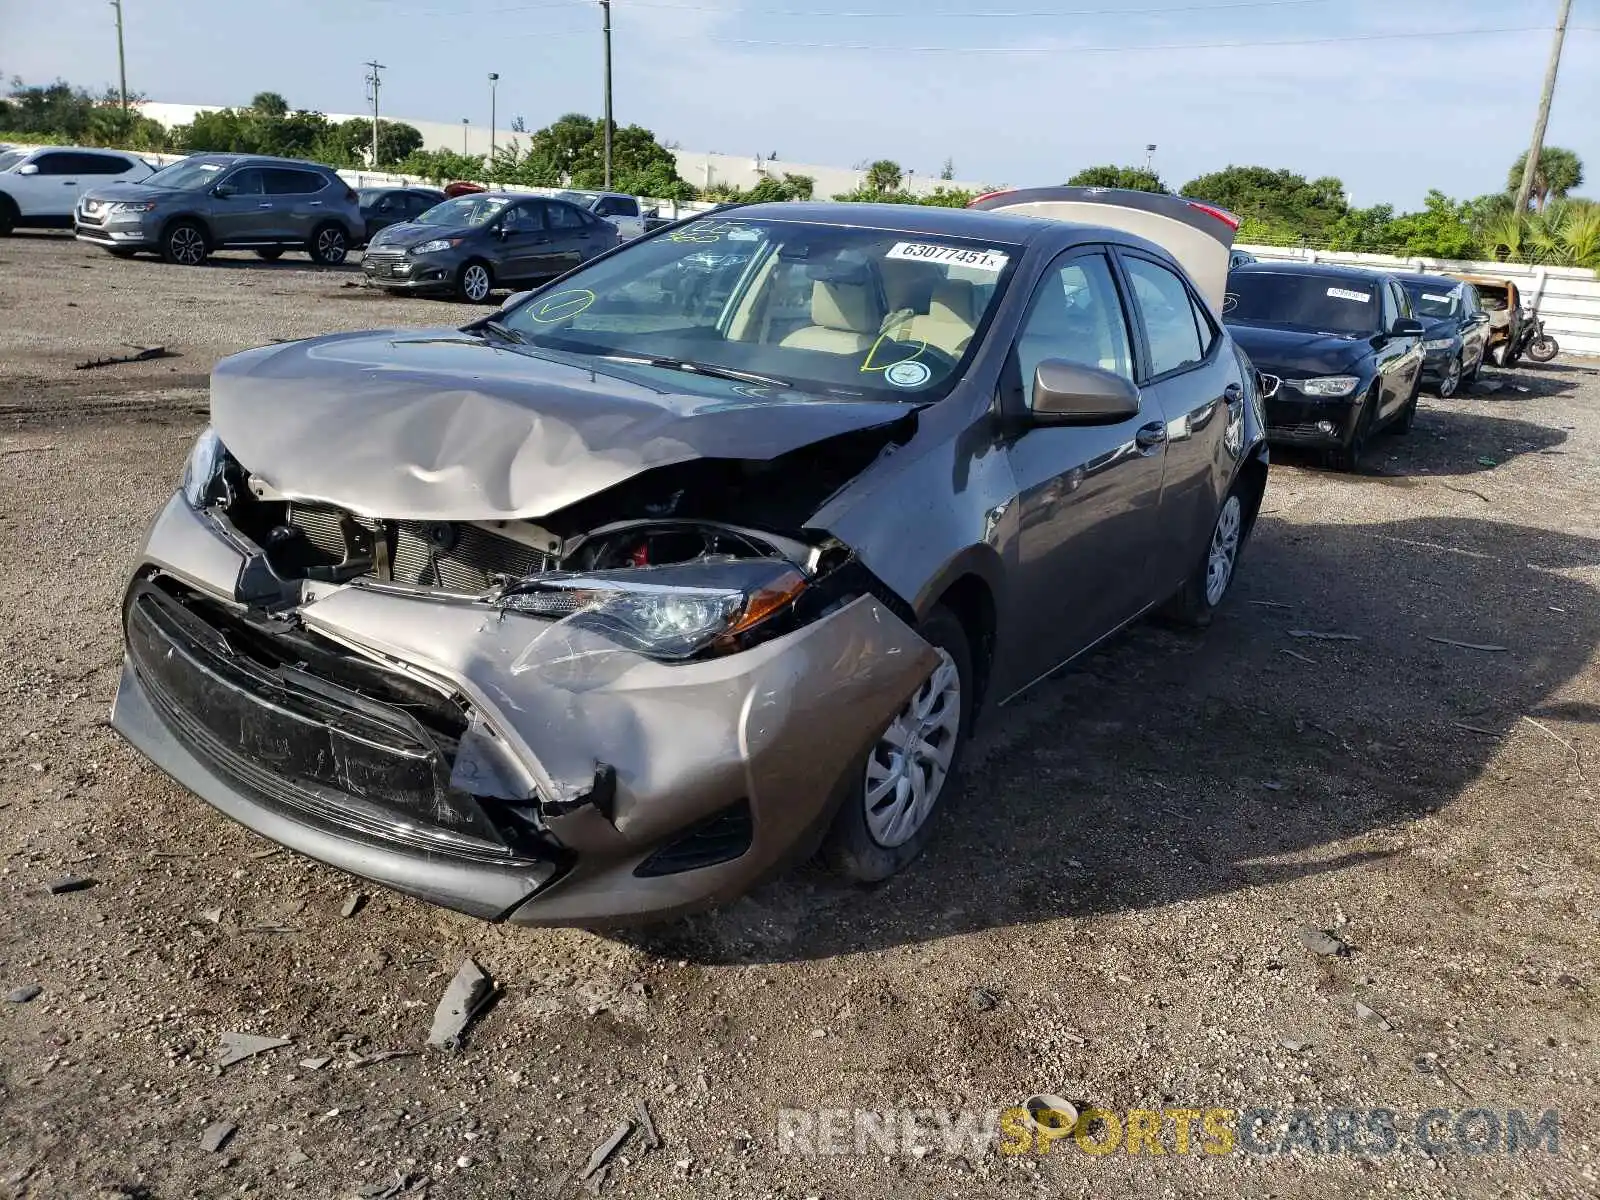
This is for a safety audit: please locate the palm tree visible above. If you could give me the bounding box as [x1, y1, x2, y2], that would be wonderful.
[865, 159, 903, 194]
[1506, 147, 1585, 212]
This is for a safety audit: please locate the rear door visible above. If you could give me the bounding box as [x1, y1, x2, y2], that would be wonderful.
[1002, 246, 1168, 680]
[263, 167, 330, 241]
[1459, 284, 1490, 368]
[1116, 248, 1243, 595]
[543, 200, 598, 271]
[210, 166, 270, 243]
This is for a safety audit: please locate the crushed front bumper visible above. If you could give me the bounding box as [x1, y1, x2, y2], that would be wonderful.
[111, 493, 936, 925]
[1262, 390, 1362, 448]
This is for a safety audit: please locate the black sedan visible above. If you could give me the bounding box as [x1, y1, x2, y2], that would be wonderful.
[1395, 273, 1492, 398]
[1223, 263, 1425, 471]
[361, 191, 621, 302]
[357, 186, 445, 245]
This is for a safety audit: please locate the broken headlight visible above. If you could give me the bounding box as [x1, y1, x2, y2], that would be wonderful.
[498, 559, 808, 661]
[181, 427, 232, 509]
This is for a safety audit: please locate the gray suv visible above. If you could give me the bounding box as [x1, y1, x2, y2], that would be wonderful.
[75, 154, 364, 266]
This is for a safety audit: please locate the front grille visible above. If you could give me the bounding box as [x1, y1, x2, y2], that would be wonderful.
[285, 504, 556, 592]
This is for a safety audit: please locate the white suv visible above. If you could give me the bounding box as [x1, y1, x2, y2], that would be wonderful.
[0, 146, 155, 235]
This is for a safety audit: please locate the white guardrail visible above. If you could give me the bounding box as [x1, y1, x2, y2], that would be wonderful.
[1237, 244, 1600, 359]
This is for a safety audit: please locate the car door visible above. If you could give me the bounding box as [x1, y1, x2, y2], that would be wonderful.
[1002, 247, 1169, 676]
[492, 201, 556, 281]
[16, 150, 83, 218]
[264, 167, 330, 242]
[210, 167, 270, 244]
[1117, 249, 1243, 596]
[1379, 279, 1423, 418]
[542, 200, 599, 271]
[1459, 284, 1490, 368]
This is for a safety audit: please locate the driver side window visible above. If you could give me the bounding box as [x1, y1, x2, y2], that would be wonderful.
[501, 203, 542, 233]
[1014, 252, 1134, 409]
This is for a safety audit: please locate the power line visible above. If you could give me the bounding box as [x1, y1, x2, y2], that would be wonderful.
[359, 0, 1343, 19]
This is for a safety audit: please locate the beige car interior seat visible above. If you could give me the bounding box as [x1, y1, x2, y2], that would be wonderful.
[780, 280, 882, 354]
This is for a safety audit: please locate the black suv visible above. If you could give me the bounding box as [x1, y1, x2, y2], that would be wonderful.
[76, 154, 365, 266]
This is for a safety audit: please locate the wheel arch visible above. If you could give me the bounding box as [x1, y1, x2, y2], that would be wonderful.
[160, 212, 212, 247]
[916, 552, 1002, 720]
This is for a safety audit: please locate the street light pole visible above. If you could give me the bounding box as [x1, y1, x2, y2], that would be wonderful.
[364, 60, 386, 168]
[488, 73, 499, 164]
[601, 0, 613, 188]
[462, 118, 469, 155]
[1514, 0, 1573, 215]
[110, 0, 128, 114]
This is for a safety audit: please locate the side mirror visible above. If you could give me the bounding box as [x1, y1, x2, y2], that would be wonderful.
[16, 163, 39, 176]
[1030, 359, 1141, 425]
[212, 183, 235, 199]
[1391, 317, 1425, 338]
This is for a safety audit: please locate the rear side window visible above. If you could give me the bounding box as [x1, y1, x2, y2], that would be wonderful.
[1015, 251, 1135, 403]
[1124, 256, 1205, 377]
[594, 196, 633, 217]
[65, 152, 134, 174]
[546, 202, 586, 231]
[264, 168, 324, 195]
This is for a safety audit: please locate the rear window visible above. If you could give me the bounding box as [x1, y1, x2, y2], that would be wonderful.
[1223, 271, 1381, 337]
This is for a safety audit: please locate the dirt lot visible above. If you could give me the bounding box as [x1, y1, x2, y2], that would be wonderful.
[2, 231, 1599, 1199]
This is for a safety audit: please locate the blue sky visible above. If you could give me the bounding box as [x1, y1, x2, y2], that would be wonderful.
[3, 0, 1597, 208]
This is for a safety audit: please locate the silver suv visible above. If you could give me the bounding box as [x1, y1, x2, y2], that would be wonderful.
[75, 154, 364, 266]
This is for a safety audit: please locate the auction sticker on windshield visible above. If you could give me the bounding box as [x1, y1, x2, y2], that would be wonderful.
[887, 243, 1009, 272]
[1327, 287, 1372, 303]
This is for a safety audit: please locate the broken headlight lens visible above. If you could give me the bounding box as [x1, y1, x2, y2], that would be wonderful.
[181, 427, 231, 509]
[498, 559, 808, 660]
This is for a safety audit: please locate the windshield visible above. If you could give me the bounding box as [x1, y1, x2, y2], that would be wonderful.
[1401, 281, 1459, 320]
[497, 217, 1020, 402]
[1223, 272, 1381, 336]
[143, 158, 228, 190]
[418, 194, 511, 226]
[0, 151, 27, 173]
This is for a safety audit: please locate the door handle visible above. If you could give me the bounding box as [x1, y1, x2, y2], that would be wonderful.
[1135, 422, 1168, 451]
[308, 200, 324, 207]
[258, 203, 273, 209]
[63, 180, 78, 185]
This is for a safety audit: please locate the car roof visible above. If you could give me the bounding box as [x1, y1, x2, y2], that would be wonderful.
[707, 201, 1056, 244]
[1231, 261, 1391, 282]
[1394, 272, 1464, 288]
[184, 153, 335, 170]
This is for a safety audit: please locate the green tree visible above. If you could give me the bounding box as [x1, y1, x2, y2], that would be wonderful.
[396, 147, 487, 183]
[250, 91, 290, 119]
[1066, 164, 1168, 193]
[1386, 190, 1475, 259]
[1507, 146, 1584, 212]
[1181, 165, 1348, 239]
[865, 159, 903, 194]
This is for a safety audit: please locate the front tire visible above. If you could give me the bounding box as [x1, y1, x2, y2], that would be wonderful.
[0, 196, 17, 236]
[1391, 372, 1422, 435]
[824, 606, 972, 884]
[1327, 386, 1376, 473]
[307, 224, 348, 265]
[161, 220, 208, 266]
[456, 259, 494, 303]
[1528, 335, 1559, 364]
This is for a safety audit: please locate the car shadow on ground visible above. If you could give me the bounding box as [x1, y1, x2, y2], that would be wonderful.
[630, 512, 1600, 964]
[1273, 406, 1569, 478]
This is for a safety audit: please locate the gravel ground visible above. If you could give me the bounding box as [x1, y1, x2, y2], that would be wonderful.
[2, 230, 1599, 1199]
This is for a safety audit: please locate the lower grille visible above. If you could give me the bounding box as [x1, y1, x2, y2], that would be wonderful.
[1270, 422, 1338, 440]
[634, 801, 754, 878]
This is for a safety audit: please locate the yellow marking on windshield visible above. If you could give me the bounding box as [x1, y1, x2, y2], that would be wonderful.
[528, 289, 596, 323]
[859, 329, 929, 374]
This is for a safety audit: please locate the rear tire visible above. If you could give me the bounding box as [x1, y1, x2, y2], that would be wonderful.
[160, 220, 208, 266]
[1159, 488, 1248, 629]
[0, 196, 17, 236]
[456, 259, 494, 303]
[307, 223, 348, 265]
[1528, 335, 1559, 364]
[824, 606, 972, 884]
[1434, 354, 1463, 398]
[254, 247, 284, 261]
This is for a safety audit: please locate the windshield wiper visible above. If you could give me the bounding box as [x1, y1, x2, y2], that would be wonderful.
[472, 319, 525, 345]
[599, 354, 787, 389]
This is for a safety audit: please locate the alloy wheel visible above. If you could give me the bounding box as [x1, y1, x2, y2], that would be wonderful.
[316, 228, 347, 263]
[1205, 495, 1243, 607]
[863, 649, 962, 849]
[170, 226, 205, 265]
[463, 264, 491, 303]
[1438, 356, 1461, 398]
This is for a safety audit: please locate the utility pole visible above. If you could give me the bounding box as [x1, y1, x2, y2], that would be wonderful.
[364, 60, 386, 168]
[601, 0, 613, 188]
[110, 0, 128, 113]
[1144, 144, 1156, 173]
[488, 73, 499, 163]
[1513, 0, 1573, 214]
[462, 118, 469, 155]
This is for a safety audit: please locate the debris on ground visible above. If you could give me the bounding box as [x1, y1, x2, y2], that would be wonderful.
[74, 345, 174, 371]
[7, 985, 43, 1004]
[357, 1171, 428, 1198]
[1354, 1001, 1394, 1031]
[199, 1121, 236, 1153]
[46, 876, 97, 895]
[1287, 630, 1360, 642]
[1280, 648, 1317, 664]
[968, 986, 1000, 1012]
[635, 1098, 662, 1152]
[284, 1148, 311, 1168]
[1023, 1094, 1080, 1131]
[580, 1119, 636, 1181]
[299, 1056, 332, 1071]
[341, 892, 366, 919]
[1453, 722, 1499, 736]
[1280, 1038, 1311, 1052]
[427, 959, 495, 1051]
[1427, 636, 1509, 653]
[199, 907, 223, 924]
[246, 847, 282, 860]
[1298, 927, 1350, 957]
[215, 1031, 292, 1070]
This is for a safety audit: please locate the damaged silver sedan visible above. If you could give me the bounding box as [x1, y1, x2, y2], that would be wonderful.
[112, 191, 1269, 925]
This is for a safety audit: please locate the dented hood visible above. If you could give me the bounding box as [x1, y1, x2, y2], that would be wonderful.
[209, 330, 913, 521]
